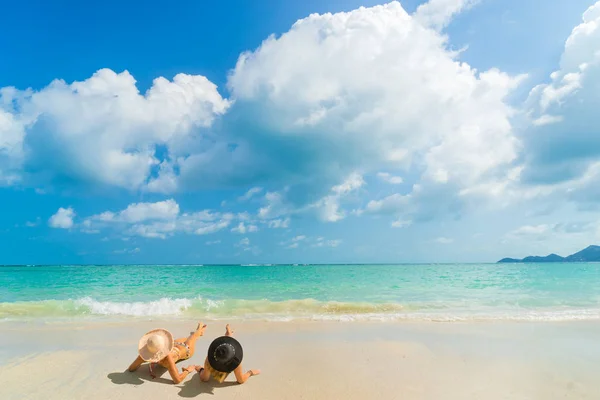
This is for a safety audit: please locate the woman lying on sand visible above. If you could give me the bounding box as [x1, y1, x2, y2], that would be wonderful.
[128, 322, 206, 384]
[196, 324, 260, 384]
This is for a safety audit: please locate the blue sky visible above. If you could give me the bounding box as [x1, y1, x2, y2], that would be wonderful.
[1, 0, 600, 264]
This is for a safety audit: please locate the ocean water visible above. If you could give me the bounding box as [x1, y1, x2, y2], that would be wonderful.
[1, 263, 600, 322]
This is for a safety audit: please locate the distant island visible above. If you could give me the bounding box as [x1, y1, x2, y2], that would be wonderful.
[498, 245, 600, 263]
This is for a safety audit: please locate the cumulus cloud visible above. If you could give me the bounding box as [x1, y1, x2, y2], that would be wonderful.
[0, 69, 229, 191]
[521, 1, 600, 200]
[113, 247, 141, 254]
[312, 237, 342, 248]
[0, 107, 25, 185]
[239, 187, 263, 202]
[4, 0, 570, 231]
[81, 199, 235, 239]
[505, 222, 599, 242]
[377, 172, 403, 185]
[257, 191, 291, 220]
[280, 235, 306, 249]
[231, 222, 259, 234]
[254, 173, 364, 223]
[280, 235, 341, 249]
[391, 219, 412, 228]
[91, 199, 180, 223]
[267, 217, 290, 229]
[48, 207, 75, 229]
[225, 1, 523, 222]
[414, 0, 478, 31]
[311, 173, 364, 222]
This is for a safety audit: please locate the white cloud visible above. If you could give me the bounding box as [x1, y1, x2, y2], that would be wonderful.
[505, 222, 599, 243]
[8, 0, 593, 234]
[312, 238, 342, 248]
[24, 218, 40, 227]
[95, 199, 180, 223]
[0, 69, 229, 191]
[434, 237, 454, 244]
[231, 222, 258, 234]
[391, 219, 412, 228]
[532, 115, 563, 127]
[279, 235, 306, 249]
[239, 187, 263, 201]
[312, 173, 364, 222]
[258, 191, 290, 220]
[377, 172, 403, 185]
[0, 107, 24, 186]
[509, 224, 551, 237]
[81, 200, 235, 239]
[521, 1, 600, 200]
[281, 235, 341, 249]
[268, 217, 290, 229]
[226, 2, 523, 222]
[145, 161, 179, 193]
[48, 207, 75, 229]
[364, 193, 411, 215]
[414, 0, 478, 31]
[256, 173, 365, 223]
[113, 247, 141, 254]
[234, 237, 261, 255]
[205, 240, 221, 245]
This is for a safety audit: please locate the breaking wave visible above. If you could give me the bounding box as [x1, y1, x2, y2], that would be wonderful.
[2, 297, 600, 322]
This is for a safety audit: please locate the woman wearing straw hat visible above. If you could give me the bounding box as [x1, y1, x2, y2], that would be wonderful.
[127, 322, 207, 384]
[195, 324, 260, 384]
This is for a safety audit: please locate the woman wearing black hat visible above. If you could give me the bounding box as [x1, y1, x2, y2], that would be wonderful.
[195, 324, 260, 384]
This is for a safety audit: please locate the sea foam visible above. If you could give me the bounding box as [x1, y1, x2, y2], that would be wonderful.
[2, 297, 600, 322]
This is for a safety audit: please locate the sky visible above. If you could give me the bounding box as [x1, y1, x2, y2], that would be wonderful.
[1, 0, 600, 264]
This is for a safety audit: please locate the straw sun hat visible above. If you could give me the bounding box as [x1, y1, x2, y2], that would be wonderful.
[138, 329, 174, 362]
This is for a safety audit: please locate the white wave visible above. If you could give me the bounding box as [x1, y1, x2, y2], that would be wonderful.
[75, 297, 193, 316]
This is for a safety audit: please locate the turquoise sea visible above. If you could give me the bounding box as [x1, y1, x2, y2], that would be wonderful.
[2, 263, 600, 322]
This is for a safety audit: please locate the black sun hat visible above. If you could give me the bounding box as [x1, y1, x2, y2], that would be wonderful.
[207, 336, 244, 373]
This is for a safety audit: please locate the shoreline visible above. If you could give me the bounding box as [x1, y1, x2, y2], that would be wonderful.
[2, 320, 600, 399]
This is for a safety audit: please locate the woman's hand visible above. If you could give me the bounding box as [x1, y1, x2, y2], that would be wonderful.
[182, 365, 196, 373]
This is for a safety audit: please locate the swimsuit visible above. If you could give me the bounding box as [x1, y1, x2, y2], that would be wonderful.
[173, 341, 191, 362]
[148, 341, 192, 377]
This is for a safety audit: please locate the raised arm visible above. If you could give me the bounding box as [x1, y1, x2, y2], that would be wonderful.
[128, 355, 144, 372]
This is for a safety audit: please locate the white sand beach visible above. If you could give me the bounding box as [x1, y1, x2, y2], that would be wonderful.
[2, 320, 600, 399]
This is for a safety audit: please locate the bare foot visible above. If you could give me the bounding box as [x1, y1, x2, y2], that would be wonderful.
[196, 322, 207, 336]
[249, 369, 261, 377]
[225, 324, 234, 337]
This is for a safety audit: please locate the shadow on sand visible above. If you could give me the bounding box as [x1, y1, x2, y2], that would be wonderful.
[107, 365, 237, 397]
[177, 378, 237, 397]
[107, 364, 177, 386]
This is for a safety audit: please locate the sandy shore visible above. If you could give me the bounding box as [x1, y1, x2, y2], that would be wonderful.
[2, 319, 600, 399]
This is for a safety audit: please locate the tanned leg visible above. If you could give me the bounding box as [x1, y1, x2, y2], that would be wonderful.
[225, 324, 260, 384]
[180, 321, 207, 356]
[233, 364, 261, 384]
